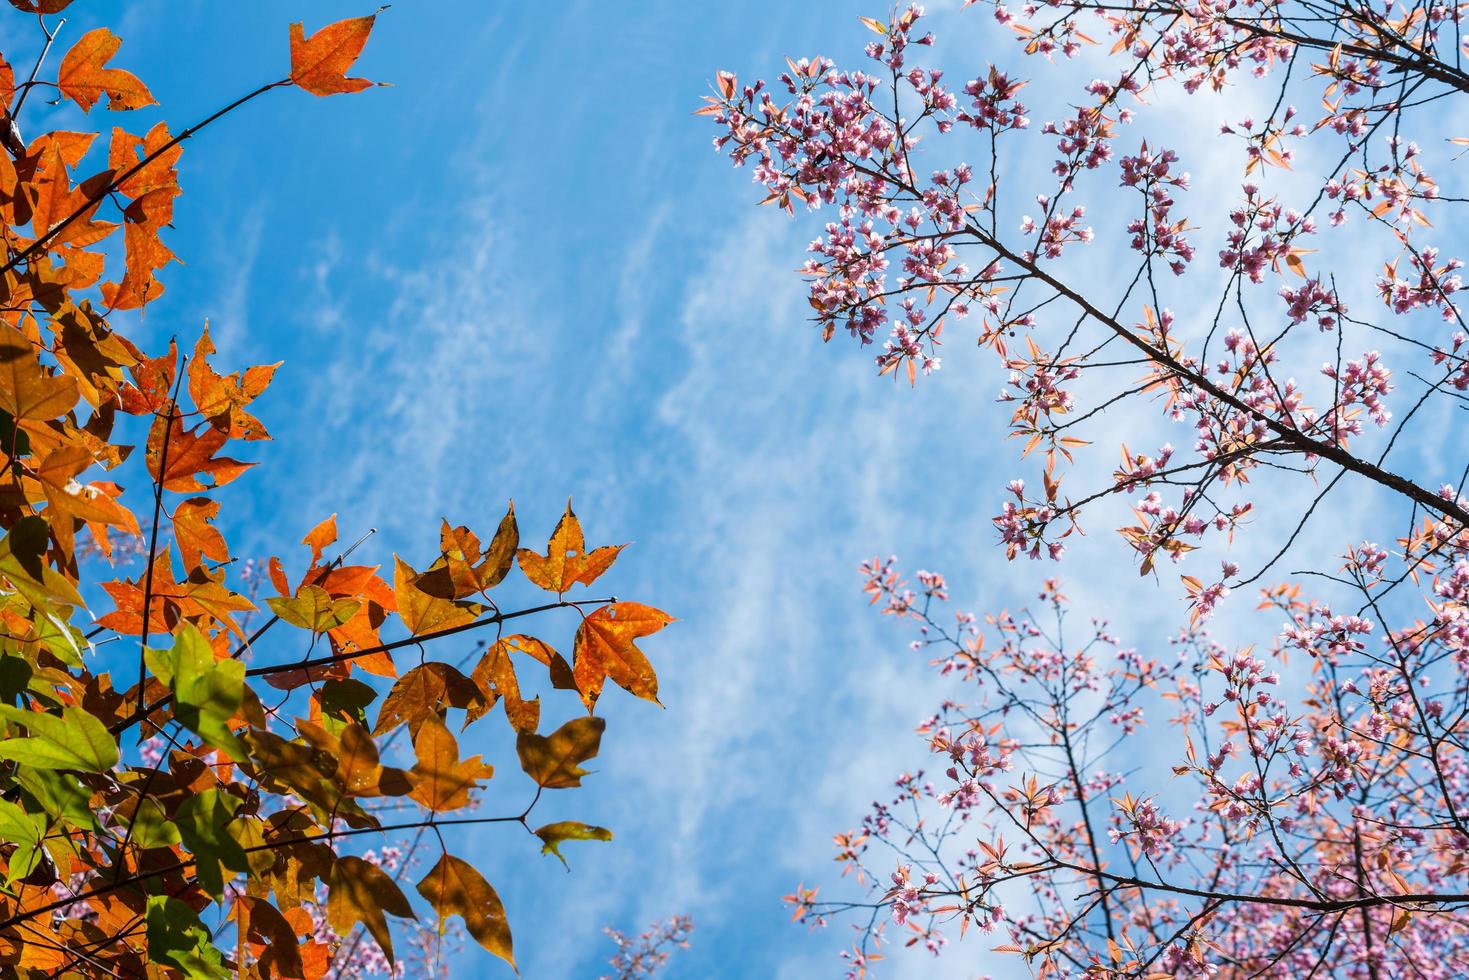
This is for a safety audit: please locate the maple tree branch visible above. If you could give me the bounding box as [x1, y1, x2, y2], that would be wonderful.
[0, 810, 536, 935]
[134, 356, 186, 738]
[108, 596, 613, 737]
[243, 596, 611, 678]
[0, 77, 288, 280]
[0, 16, 60, 160]
[10, 14, 62, 122]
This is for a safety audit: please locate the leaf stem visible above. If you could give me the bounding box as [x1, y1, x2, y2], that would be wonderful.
[0, 78, 288, 279]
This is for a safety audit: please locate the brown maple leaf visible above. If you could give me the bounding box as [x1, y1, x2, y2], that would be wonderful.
[516, 499, 625, 594]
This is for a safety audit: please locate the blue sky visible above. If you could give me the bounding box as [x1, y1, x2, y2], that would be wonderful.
[54, 2, 1017, 976]
[43, 1, 1462, 977]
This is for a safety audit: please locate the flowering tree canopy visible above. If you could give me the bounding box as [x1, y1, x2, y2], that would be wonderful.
[707, 0, 1469, 976]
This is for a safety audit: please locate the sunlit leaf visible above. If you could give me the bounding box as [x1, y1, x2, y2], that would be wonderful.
[571, 602, 672, 712]
[534, 820, 613, 869]
[268, 584, 361, 634]
[406, 714, 493, 812]
[0, 703, 118, 772]
[416, 853, 514, 969]
[515, 716, 604, 789]
[58, 27, 155, 112]
[289, 15, 379, 96]
[327, 854, 415, 964]
[372, 661, 484, 737]
[516, 500, 625, 594]
[144, 622, 246, 760]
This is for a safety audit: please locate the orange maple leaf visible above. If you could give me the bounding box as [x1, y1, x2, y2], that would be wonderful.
[146, 416, 254, 492]
[188, 325, 278, 441]
[406, 714, 493, 812]
[57, 28, 155, 112]
[171, 497, 229, 573]
[0, 324, 79, 423]
[302, 513, 338, 566]
[289, 15, 379, 97]
[516, 499, 625, 594]
[571, 602, 672, 712]
[35, 444, 139, 559]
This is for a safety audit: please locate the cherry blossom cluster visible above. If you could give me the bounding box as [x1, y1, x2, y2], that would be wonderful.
[1219, 185, 1316, 285]
[1279, 277, 1342, 329]
[1319, 349, 1394, 439]
[956, 65, 1029, 132]
[1019, 201, 1093, 260]
[600, 915, 694, 980]
[1107, 793, 1186, 857]
[1119, 143, 1194, 274]
[1378, 246, 1464, 322]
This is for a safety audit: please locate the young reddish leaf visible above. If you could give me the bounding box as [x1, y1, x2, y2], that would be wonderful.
[406, 715, 493, 812]
[326, 855, 415, 965]
[515, 716, 604, 789]
[534, 820, 613, 869]
[323, 600, 397, 678]
[289, 16, 379, 97]
[515, 499, 625, 594]
[302, 513, 337, 566]
[571, 602, 672, 711]
[171, 497, 229, 573]
[415, 853, 514, 969]
[267, 555, 291, 598]
[117, 336, 179, 416]
[57, 28, 155, 111]
[97, 546, 255, 639]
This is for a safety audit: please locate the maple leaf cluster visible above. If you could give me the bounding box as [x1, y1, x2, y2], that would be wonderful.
[0, 5, 671, 977]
